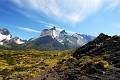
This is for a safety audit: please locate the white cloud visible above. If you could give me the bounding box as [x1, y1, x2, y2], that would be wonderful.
[11, 0, 21, 5]
[18, 27, 41, 33]
[11, 0, 120, 23]
[106, 0, 120, 10]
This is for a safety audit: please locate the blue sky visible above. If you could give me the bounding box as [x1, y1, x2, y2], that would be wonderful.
[0, 0, 120, 40]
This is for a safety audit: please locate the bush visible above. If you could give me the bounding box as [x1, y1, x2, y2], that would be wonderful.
[79, 56, 92, 65]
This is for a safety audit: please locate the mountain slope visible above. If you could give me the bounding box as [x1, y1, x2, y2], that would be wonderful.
[0, 28, 26, 50]
[27, 27, 95, 50]
[57, 30, 95, 48]
[27, 36, 66, 50]
[0, 28, 25, 46]
[70, 33, 120, 80]
[35, 33, 120, 80]
[0, 27, 95, 50]
[73, 33, 117, 59]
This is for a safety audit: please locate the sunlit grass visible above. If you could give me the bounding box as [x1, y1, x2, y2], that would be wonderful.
[0, 49, 73, 80]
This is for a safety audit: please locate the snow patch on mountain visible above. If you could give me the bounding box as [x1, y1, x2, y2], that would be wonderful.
[0, 28, 25, 45]
[13, 37, 25, 44]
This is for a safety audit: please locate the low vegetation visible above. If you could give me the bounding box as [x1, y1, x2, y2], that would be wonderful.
[0, 49, 74, 80]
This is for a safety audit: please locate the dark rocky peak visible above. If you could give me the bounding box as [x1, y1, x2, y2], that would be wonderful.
[13, 37, 19, 40]
[50, 26, 56, 30]
[60, 30, 67, 34]
[73, 33, 120, 59]
[93, 33, 111, 43]
[0, 28, 10, 35]
[111, 35, 120, 41]
[42, 29, 49, 32]
[73, 33, 120, 80]
[59, 30, 68, 39]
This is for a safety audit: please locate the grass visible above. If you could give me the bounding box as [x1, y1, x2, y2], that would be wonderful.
[0, 49, 74, 80]
[79, 55, 110, 71]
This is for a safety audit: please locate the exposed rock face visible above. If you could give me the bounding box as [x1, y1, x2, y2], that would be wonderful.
[41, 27, 57, 39]
[80, 34, 95, 42]
[59, 30, 67, 39]
[58, 31, 94, 48]
[72, 33, 87, 47]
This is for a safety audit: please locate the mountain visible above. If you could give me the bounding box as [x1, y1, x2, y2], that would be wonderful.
[28, 27, 95, 50]
[58, 30, 94, 48]
[27, 36, 66, 50]
[37, 27, 95, 49]
[12, 37, 25, 45]
[40, 26, 57, 39]
[73, 33, 112, 59]
[0, 28, 12, 45]
[0, 28, 25, 46]
[0, 27, 95, 50]
[38, 33, 120, 80]
[79, 34, 95, 42]
[0, 28, 26, 50]
[68, 33, 120, 80]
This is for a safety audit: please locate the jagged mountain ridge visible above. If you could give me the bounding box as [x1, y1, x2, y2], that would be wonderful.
[0, 27, 95, 50]
[32, 27, 95, 49]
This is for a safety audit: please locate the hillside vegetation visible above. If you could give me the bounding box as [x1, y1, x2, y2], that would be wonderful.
[1, 33, 120, 80]
[0, 50, 74, 80]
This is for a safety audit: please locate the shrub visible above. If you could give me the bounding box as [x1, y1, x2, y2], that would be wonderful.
[79, 56, 92, 65]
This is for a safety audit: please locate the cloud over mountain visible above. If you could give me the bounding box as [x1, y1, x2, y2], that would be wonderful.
[11, 0, 120, 24]
[18, 27, 41, 33]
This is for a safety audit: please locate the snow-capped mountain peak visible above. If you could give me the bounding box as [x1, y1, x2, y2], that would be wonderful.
[13, 37, 25, 44]
[0, 28, 12, 45]
[0, 28, 25, 45]
[0, 27, 95, 50]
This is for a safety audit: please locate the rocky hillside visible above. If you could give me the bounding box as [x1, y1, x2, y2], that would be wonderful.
[71, 33, 120, 80]
[31, 33, 120, 80]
